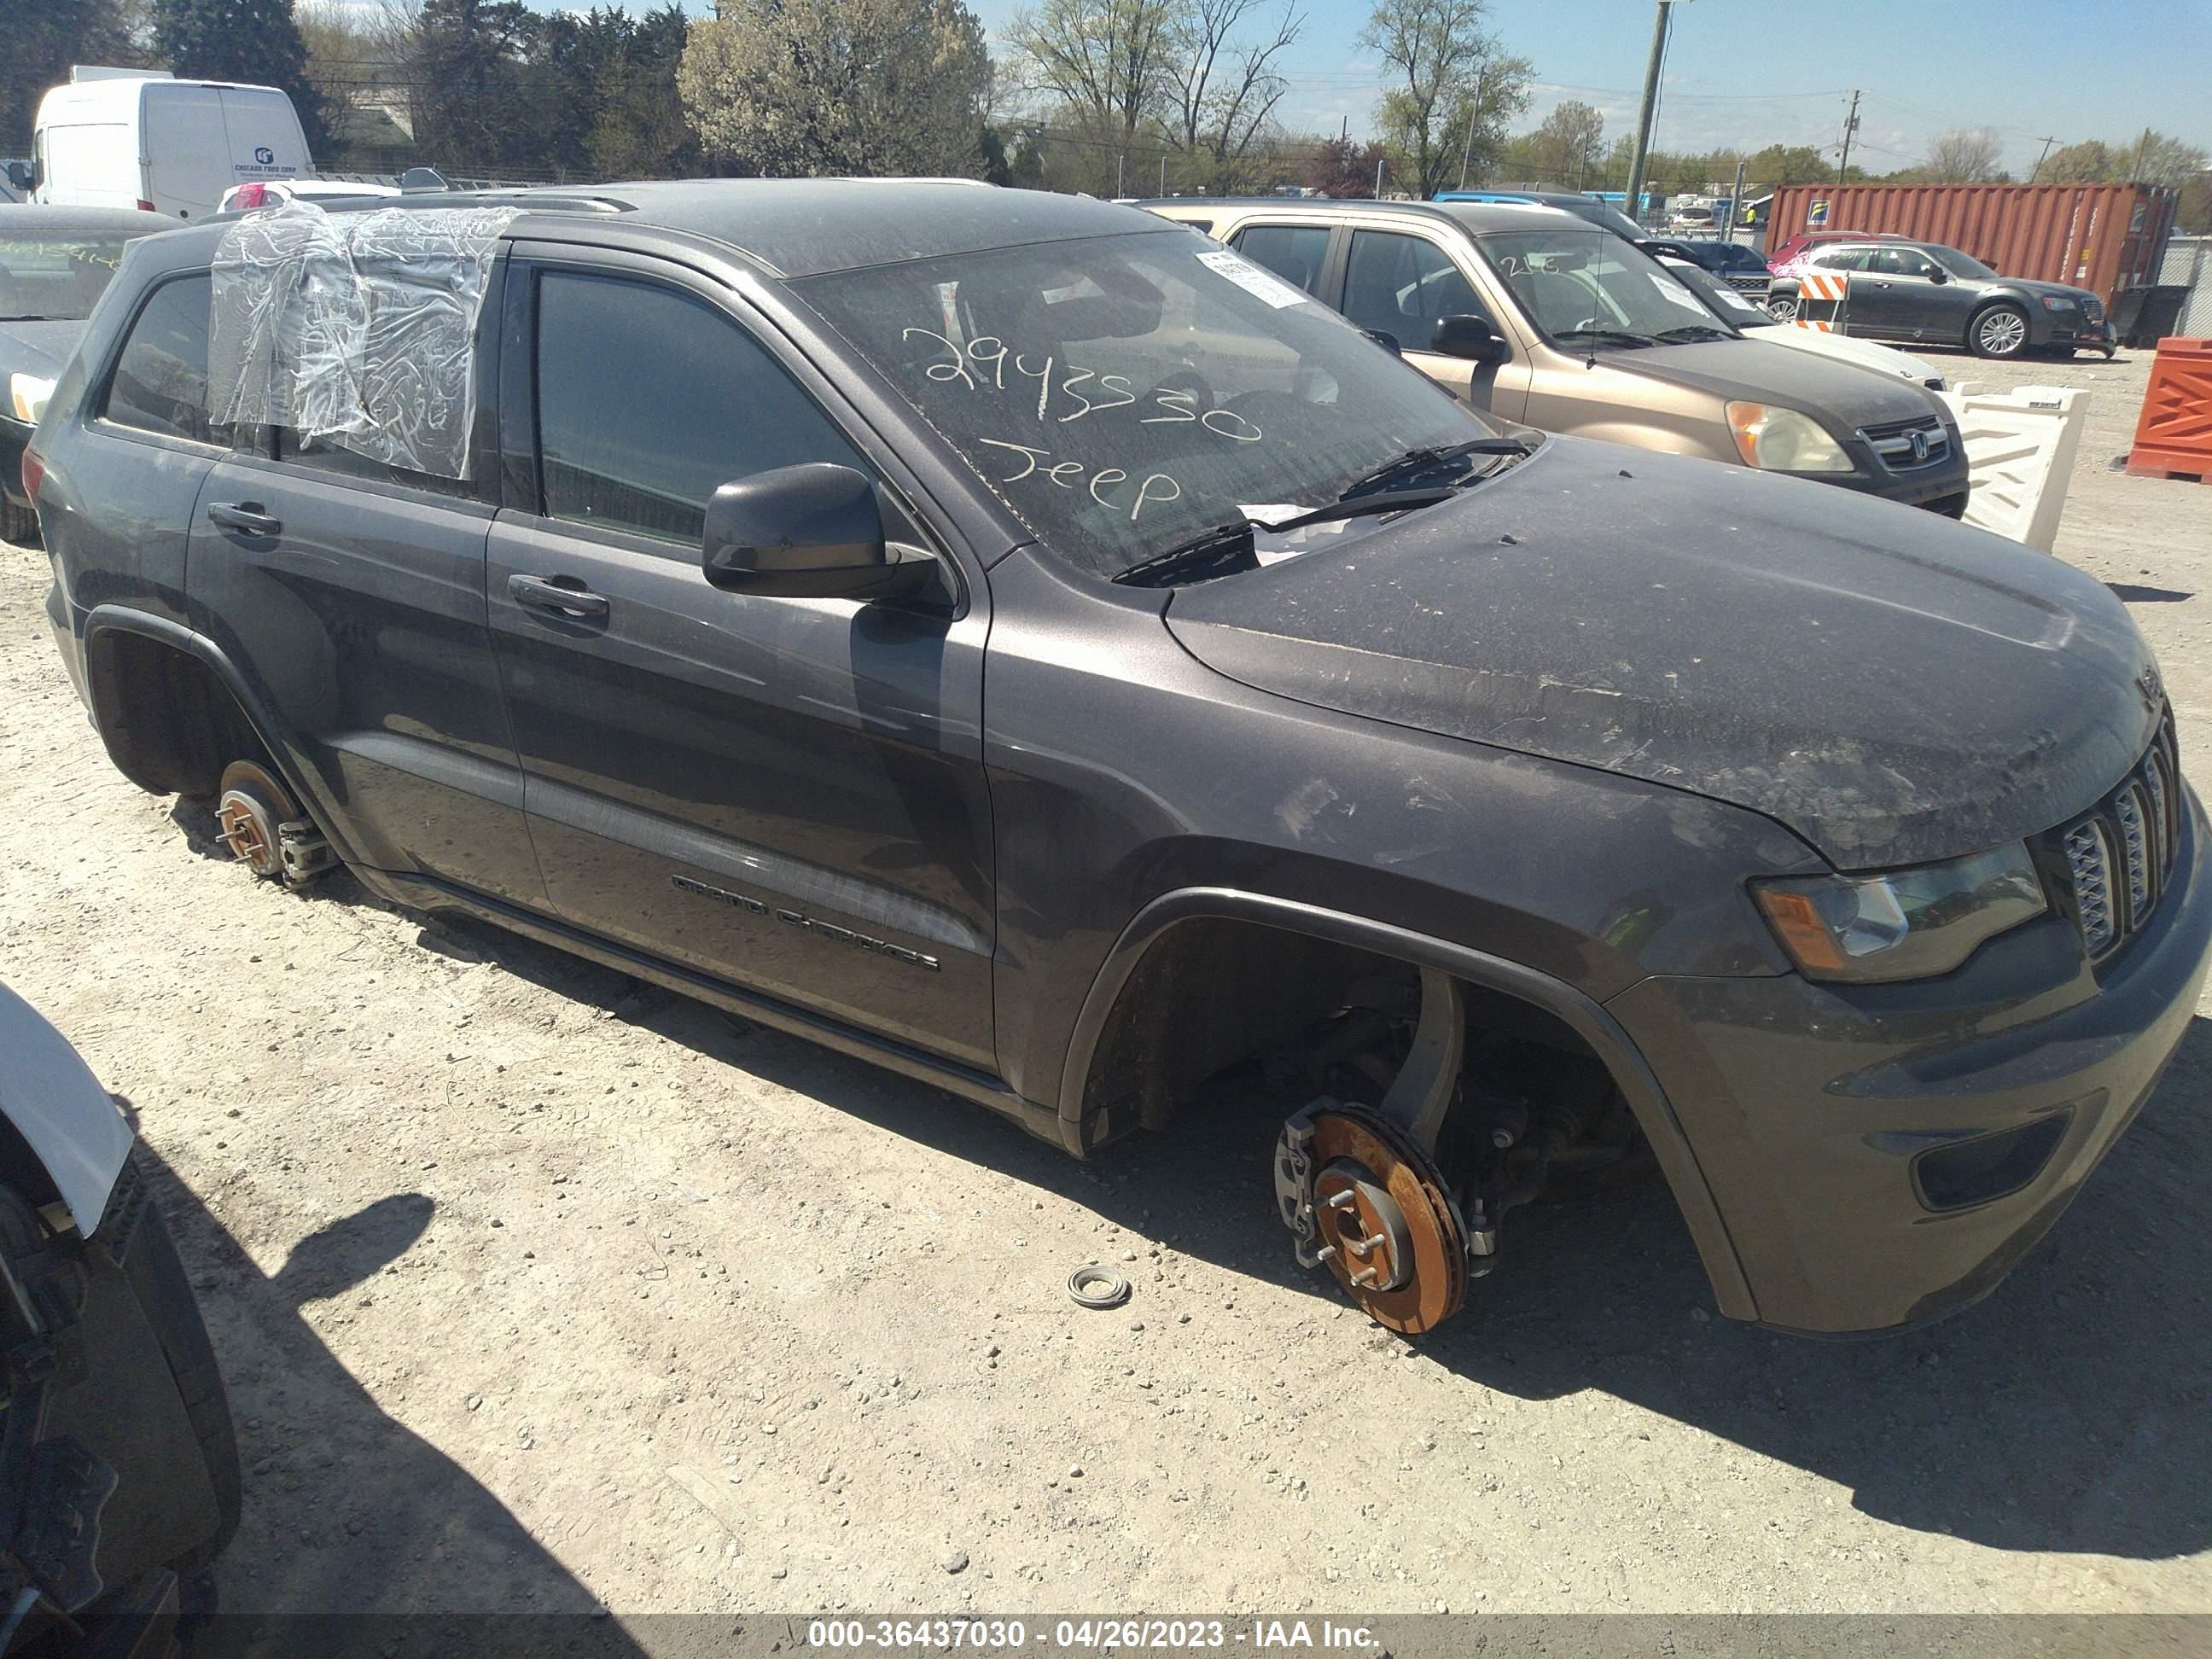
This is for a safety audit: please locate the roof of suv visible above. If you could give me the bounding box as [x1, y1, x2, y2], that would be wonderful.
[228, 179, 1169, 279]
[1138, 196, 1598, 236]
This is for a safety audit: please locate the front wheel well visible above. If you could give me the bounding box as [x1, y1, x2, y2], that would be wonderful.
[1078, 915, 1630, 1160]
[84, 629, 271, 800]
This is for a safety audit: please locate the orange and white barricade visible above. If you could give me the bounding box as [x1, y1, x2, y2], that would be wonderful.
[1794, 271, 1850, 331]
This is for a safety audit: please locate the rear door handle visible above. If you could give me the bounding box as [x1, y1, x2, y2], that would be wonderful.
[207, 501, 282, 537]
[508, 573, 609, 620]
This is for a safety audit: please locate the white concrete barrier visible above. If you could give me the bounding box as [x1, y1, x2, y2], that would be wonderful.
[1936, 381, 2089, 552]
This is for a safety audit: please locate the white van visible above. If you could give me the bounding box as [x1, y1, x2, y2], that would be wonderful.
[32, 68, 311, 220]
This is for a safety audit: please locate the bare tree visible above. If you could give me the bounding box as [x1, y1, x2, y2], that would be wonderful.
[1166, 0, 1302, 183]
[1924, 126, 2005, 183]
[1359, 0, 1528, 200]
[1006, 0, 1178, 148]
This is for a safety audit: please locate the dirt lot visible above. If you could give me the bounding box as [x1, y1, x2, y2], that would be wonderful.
[5, 346, 2212, 1624]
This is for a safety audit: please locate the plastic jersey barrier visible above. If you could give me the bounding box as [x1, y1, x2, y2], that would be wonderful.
[207, 199, 519, 480]
[1936, 381, 2090, 552]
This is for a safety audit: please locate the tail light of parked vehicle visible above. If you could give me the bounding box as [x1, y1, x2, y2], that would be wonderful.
[136, 199, 155, 213]
[20, 446, 43, 507]
[230, 183, 268, 210]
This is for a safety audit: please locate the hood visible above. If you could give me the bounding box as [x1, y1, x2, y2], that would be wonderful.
[0, 318, 87, 388]
[1167, 437, 2161, 869]
[1597, 335, 1943, 431]
[1746, 322, 1940, 385]
[2000, 276, 2101, 307]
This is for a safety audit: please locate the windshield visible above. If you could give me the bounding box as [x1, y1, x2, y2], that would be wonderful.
[1665, 261, 1775, 328]
[795, 230, 1499, 580]
[1925, 243, 1997, 280]
[0, 230, 134, 320]
[1479, 229, 1737, 347]
[1557, 198, 1650, 242]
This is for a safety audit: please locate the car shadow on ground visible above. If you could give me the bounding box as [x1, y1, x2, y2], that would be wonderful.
[129, 1141, 655, 1649]
[361, 898, 2212, 1567]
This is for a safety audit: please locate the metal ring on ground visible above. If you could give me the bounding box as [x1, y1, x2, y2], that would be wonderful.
[1066, 1266, 1132, 1309]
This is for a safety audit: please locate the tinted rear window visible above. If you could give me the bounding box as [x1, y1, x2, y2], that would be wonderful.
[103, 275, 222, 445]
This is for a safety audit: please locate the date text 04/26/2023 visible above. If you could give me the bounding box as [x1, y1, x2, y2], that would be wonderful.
[803, 1619, 1382, 1651]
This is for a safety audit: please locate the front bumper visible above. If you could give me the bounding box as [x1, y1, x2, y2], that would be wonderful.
[2031, 310, 2116, 352]
[1608, 783, 2212, 1335]
[1799, 432, 1970, 513]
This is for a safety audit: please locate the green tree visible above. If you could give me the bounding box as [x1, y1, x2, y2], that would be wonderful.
[1358, 0, 1528, 201]
[405, 0, 539, 177]
[678, 0, 992, 179]
[1528, 97, 1604, 189]
[2, 0, 142, 151]
[152, 0, 327, 153]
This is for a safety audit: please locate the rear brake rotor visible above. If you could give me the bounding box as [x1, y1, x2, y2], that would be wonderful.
[215, 760, 298, 881]
[1301, 1106, 1467, 1334]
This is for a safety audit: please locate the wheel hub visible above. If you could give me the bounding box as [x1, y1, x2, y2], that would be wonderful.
[216, 789, 280, 876]
[1276, 1103, 1467, 1334]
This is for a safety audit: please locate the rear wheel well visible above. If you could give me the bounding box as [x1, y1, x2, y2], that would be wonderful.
[84, 630, 271, 800]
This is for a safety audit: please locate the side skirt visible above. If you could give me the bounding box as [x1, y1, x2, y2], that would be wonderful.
[373, 869, 1067, 1151]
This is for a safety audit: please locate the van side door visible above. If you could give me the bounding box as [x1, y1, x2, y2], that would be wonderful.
[485, 249, 996, 1069]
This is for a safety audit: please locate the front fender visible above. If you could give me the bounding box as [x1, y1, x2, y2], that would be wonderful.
[0, 981, 135, 1237]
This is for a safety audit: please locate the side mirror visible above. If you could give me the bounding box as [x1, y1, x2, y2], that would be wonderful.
[1430, 313, 1508, 365]
[1924, 265, 1949, 284]
[701, 463, 940, 603]
[3, 161, 29, 192]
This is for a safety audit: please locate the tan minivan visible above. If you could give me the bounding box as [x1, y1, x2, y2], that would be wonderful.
[1143, 197, 1969, 515]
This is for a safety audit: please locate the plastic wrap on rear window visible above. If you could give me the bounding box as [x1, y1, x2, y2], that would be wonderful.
[208, 200, 518, 480]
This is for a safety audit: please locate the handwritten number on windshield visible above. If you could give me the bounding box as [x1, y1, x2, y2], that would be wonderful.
[903, 323, 1255, 442]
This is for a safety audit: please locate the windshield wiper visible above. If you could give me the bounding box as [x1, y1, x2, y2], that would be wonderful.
[1551, 327, 1659, 350]
[1654, 323, 1733, 343]
[1337, 436, 1532, 502]
[1112, 487, 1459, 589]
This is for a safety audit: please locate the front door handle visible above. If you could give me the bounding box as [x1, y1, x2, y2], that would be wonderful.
[207, 501, 282, 537]
[508, 573, 609, 621]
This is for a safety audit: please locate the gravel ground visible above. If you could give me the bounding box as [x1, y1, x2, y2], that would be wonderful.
[4, 345, 2212, 1625]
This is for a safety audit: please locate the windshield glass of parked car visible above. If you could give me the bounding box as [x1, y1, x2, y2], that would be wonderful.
[1477, 229, 1738, 347]
[795, 230, 1501, 580]
[1924, 243, 1998, 281]
[0, 231, 133, 320]
[1666, 262, 1775, 328]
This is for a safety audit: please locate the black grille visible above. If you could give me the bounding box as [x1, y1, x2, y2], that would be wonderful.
[1722, 272, 1771, 292]
[2041, 717, 2181, 963]
[1859, 415, 1952, 471]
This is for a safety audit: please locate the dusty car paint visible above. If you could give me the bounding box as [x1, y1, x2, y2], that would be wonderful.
[29, 181, 2209, 1337]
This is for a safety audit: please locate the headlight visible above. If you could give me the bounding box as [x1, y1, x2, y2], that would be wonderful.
[2039, 294, 2075, 311]
[1753, 843, 2047, 983]
[7, 372, 55, 426]
[1724, 401, 1853, 473]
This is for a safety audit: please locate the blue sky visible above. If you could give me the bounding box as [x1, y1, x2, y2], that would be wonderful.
[595, 0, 2212, 176]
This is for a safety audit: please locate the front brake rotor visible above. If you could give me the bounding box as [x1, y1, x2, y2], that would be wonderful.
[1294, 1104, 1468, 1334]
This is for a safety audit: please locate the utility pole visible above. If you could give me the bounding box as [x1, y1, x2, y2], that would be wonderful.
[2029, 135, 2060, 183]
[1835, 89, 1860, 186]
[1117, 152, 1126, 196]
[1160, 154, 1167, 195]
[1375, 154, 1385, 198]
[1726, 157, 1747, 245]
[1457, 67, 1487, 191]
[2130, 126, 2152, 180]
[1624, 0, 1674, 224]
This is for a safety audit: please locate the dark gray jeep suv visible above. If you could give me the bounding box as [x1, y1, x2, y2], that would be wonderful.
[26, 183, 2209, 1340]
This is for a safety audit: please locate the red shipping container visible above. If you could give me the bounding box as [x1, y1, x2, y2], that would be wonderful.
[2128, 337, 2212, 483]
[1766, 182, 2178, 309]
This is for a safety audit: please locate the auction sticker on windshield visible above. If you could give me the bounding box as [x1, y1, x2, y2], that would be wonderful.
[1196, 248, 1308, 309]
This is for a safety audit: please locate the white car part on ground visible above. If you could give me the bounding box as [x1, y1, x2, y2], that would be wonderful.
[1935, 381, 2090, 552]
[0, 980, 135, 1236]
